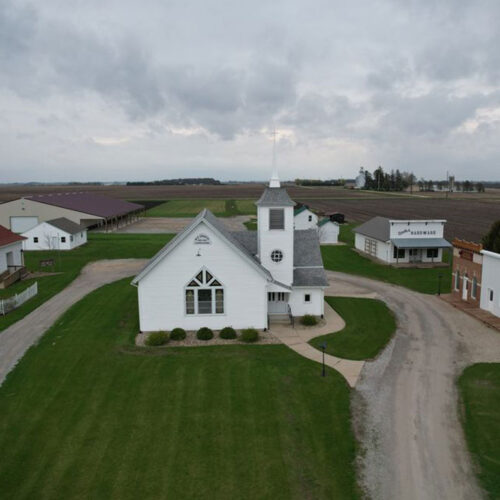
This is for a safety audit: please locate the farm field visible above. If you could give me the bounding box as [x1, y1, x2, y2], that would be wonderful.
[0, 279, 360, 500]
[305, 197, 500, 242]
[458, 363, 500, 499]
[0, 233, 172, 332]
[146, 199, 256, 217]
[322, 224, 452, 294]
[310, 297, 396, 360]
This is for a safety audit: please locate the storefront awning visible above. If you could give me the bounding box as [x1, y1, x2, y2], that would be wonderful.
[390, 238, 452, 249]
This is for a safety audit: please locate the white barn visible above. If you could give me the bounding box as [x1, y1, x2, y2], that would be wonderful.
[132, 174, 329, 332]
[354, 216, 451, 264]
[22, 218, 87, 251]
[480, 250, 500, 318]
[318, 218, 339, 244]
[294, 206, 318, 230]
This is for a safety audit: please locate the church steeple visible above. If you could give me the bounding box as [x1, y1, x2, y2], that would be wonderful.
[269, 169, 280, 188]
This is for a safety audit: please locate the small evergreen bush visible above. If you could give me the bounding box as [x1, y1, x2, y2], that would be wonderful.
[240, 328, 259, 343]
[145, 331, 169, 346]
[196, 327, 214, 341]
[219, 327, 237, 339]
[170, 328, 186, 340]
[301, 314, 318, 326]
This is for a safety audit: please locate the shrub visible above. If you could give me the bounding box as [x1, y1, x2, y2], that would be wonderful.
[301, 314, 318, 326]
[240, 328, 259, 343]
[170, 328, 186, 341]
[219, 327, 237, 339]
[196, 327, 214, 341]
[145, 331, 169, 346]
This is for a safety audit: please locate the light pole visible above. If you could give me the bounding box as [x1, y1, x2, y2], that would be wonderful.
[437, 273, 443, 296]
[320, 341, 327, 377]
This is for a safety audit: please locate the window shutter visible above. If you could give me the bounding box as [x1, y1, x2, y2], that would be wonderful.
[269, 209, 284, 229]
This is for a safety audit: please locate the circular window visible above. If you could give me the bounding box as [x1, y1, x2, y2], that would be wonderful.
[271, 249, 283, 263]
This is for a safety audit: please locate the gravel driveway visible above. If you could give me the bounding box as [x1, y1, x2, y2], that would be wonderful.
[0, 259, 147, 386]
[326, 271, 500, 500]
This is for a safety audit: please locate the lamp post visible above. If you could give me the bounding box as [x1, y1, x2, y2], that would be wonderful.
[320, 341, 327, 377]
[437, 273, 443, 296]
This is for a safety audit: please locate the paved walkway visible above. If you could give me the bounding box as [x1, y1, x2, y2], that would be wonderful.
[0, 259, 147, 386]
[270, 302, 364, 387]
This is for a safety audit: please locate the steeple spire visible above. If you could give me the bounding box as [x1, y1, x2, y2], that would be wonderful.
[269, 126, 280, 188]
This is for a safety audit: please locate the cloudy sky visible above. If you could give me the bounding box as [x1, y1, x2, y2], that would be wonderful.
[1, 0, 500, 182]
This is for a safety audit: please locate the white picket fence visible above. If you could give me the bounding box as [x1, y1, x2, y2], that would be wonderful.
[0, 282, 38, 316]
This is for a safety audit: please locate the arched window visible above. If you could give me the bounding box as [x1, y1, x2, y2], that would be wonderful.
[185, 269, 224, 315]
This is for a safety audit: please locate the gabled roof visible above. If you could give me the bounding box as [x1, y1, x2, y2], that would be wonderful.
[131, 209, 272, 285]
[293, 268, 329, 287]
[25, 192, 143, 219]
[255, 187, 296, 207]
[0, 225, 25, 248]
[353, 216, 391, 241]
[46, 218, 86, 235]
[294, 206, 310, 216]
[294, 229, 324, 267]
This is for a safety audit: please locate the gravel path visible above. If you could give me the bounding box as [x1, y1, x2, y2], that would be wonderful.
[0, 259, 147, 386]
[113, 216, 251, 233]
[326, 271, 500, 500]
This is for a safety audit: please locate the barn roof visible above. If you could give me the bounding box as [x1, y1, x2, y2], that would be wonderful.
[353, 216, 391, 241]
[318, 217, 338, 227]
[25, 192, 143, 219]
[0, 225, 25, 248]
[294, 206, 310, 216]
[46, 218, 86, 235]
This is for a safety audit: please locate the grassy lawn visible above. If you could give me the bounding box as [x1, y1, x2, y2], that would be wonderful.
[321, 224, 452, 294]
[0, 233, 172, 332]
[0, 279, 360, 500]
[458, 363, 500, 499]
[146, 199, 256, 217]
[309, 297, 396, 360]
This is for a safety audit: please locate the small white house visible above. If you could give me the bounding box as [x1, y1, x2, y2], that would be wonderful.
[294, 206, 318, 230]
[0, 225, 25, 288]
[353, 216, 451, 264]
[318, 218, 339, 244]
[132, 173, 329, 332]
[22, 218, 87, 251]
[480, 250, 500, 318]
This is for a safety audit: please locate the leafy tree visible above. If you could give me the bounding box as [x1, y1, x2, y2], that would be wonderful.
[476, 182, 485, 193]
[482, 220, 500, 253]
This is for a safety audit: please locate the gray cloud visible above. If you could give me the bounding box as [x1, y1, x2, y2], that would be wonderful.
[1, 0, 500, 181]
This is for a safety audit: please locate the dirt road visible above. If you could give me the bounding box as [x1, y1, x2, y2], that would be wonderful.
[0, 259, 147, 386]
[326, 271, 500, 500]
[113, 216, 251, 233]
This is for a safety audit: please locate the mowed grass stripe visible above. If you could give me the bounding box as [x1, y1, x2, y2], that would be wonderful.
[0, 280, 359, 499]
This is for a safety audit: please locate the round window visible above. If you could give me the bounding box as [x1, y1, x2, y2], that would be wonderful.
[271, 249, 283, 263]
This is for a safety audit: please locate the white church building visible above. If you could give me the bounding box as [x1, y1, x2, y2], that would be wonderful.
[132, 174, 329, 332]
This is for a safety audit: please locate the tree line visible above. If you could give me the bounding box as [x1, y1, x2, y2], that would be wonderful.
[127, 178, 222, 186]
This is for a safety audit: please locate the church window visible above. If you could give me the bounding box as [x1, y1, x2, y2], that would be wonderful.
[185, 269, 224, 315]
[269, 209, 284, 230]
[271, 249, 283, 263]
[304, 294, 311, 302]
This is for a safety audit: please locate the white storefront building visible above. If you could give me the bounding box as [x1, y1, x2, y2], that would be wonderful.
[354, 216, 451, 264]
[22, 218, 87, 251]
[480, 250, 500, 318]
[132, 173, 329, 332]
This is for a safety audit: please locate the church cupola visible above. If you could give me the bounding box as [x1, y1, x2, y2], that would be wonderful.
[255, 172, 296, 285]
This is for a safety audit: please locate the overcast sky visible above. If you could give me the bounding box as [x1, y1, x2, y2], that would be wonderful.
[1, 0, 500, 182]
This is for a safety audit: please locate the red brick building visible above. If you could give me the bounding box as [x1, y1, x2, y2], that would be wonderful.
[452, 239, 483, 305]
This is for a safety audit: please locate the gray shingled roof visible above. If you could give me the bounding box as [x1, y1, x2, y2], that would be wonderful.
[353, 216, 391, 241]
[294, 229, 324, 266]
[46, 217, 86, 235]
[293, 268, 329, 287]
[255, 187, 296, 207]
